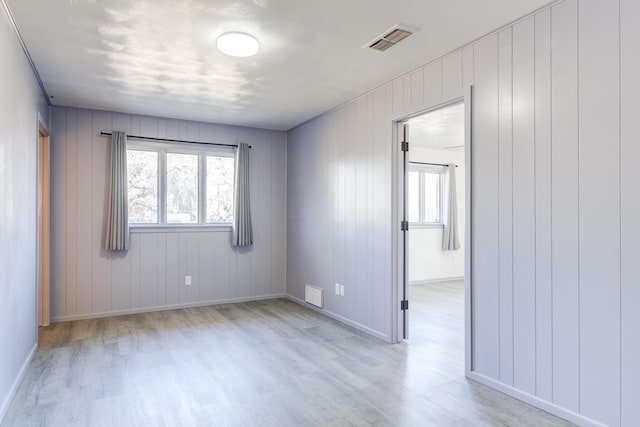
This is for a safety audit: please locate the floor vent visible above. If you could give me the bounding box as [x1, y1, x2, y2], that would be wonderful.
[305, 285, 324, 308]
[366, 25, 413, 52]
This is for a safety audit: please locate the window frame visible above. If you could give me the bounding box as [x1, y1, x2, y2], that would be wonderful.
[407, 163, 445, 228]
[127, 140, 235, 230]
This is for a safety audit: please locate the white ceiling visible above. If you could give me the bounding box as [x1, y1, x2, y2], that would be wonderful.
[7, 0, 551, 131]
[407, 102, 464, 151]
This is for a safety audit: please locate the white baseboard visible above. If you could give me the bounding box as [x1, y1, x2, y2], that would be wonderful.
[466, 372, 606, 427]
[409, 276, 464, 286]
[285, 294, 391, 343]
[0, 343, 36, 424]
[51, 294, 286, 323]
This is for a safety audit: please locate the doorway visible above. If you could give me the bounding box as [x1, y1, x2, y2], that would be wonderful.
[394, 95, 471, 372]
[37, 122, 50, 327]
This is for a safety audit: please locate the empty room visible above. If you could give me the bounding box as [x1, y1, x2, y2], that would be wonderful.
[0, 0, 637, 426]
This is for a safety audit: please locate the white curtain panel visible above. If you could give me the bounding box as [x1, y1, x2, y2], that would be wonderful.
[232, 143, 253, 247]
[105, 131, 129, 251]
[442, 164, 460, 251]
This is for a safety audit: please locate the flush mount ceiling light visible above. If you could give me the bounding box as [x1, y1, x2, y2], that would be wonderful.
[216, 32, 260, 57]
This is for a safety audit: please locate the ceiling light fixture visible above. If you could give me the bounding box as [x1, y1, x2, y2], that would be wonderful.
[216, 32, 260, 57]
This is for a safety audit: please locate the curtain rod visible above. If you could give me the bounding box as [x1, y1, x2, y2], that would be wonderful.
[99, 132, 251, 149]
[409, 161, 458, 168]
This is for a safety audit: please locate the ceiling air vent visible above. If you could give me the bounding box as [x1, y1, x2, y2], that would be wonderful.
[366, 25, 413, 52]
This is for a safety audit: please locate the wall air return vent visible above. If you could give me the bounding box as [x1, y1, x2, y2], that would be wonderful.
[366, 25, 413, 52]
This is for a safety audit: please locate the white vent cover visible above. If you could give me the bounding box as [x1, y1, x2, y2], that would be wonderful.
[305, 284, 324, 308]
[366, 25, 413, 52]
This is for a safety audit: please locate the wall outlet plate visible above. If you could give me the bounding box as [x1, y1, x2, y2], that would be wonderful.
[185, 275, 192, 286]
[335, 283, 341, 295]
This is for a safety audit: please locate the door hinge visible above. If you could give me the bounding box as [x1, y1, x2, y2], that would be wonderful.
[401, 300, 408, 310]
[401, 220, 409, 231]
[401, 141, 409, 152]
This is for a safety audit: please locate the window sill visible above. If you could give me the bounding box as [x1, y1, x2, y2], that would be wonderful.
[409, 223, 444, 229]
[129, 224, 232, 233]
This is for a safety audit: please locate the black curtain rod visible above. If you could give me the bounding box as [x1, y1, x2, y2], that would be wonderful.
[99, 132, 251, 149]
[409, 161, 458, 168]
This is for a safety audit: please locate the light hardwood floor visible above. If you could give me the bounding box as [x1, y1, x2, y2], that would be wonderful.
[2, 283, 573, 426]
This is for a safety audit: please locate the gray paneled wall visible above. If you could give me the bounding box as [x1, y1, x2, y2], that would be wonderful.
[287, 0, 640, 425]
[0, 4, 50, 422]
[50, 106, 286, 321]
[287, 49, 466, 340]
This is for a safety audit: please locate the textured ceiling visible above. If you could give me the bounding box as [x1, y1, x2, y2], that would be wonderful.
[7, 0, 551, 130]
[408, 102, 464, 151]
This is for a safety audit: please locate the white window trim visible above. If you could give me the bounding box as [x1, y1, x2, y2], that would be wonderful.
[408, 163, 445, 226]
[127, 141, 235, 228]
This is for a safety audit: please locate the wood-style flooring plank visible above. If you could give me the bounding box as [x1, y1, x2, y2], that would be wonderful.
[2, 283, 573, 426]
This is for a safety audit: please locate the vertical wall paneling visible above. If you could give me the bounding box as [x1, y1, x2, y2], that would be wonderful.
[470, 34, 500, 379]
[51, 108, 67, 318]
[186, 233, 200, 303]
[392, 79, 404, 116]
[497, 27, 514, 387]
[64, 109, 78, 316]
[620, 0, 640, 425]
[410, 69, 424, 109]
[355, 97, 367, 324]
[75, 109, 93, 312]
[346, 102, 357, 321]
[534, 8, 553, 402]
[549, 0, 580, 412]
[511, 17, 536, 395]
[424, 60, 443, 107]
[442, 51, 464, 99]
[462, 46, 474, 88]
[165, 233, 180, 305]
[372, 86, 388, 335]
[365, 93, 373, 328]
[270, 132, 285, 296]
[50, 107, 287, 321]
[402, 75, 412, 113]
[578, 0, 621, 425]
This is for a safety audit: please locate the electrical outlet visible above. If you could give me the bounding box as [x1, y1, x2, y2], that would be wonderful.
[185, 275, 192, 286]
[335, 283, 341, 295]
[340, 284, 345, 296]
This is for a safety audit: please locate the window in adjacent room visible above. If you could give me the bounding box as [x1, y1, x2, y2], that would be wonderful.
[126, 142, 234, 226]
[407, 163, 444, 226]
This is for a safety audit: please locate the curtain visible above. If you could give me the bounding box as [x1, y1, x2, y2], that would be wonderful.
[105, 131, 129, 251]
[442, 164, 460, 251]
[232, 143, 253, 247]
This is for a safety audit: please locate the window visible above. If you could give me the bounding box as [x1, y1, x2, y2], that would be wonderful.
[166, 153, 199, 224]
[407, 163, 444, 226]
[127, 142, 234, 226]
[127, 150, 158, 224]
[206, 155, 234, 223]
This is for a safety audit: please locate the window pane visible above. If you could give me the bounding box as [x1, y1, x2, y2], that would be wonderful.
[206, 156, 234, 223]
[166, 153, 198, 223]
[424, 172, 441, 223]
[407, 171, 420, 222]
[127, 150, 158, 223]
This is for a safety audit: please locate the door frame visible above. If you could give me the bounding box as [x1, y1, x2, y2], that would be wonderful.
[390, 86, 473, 375]
[37, 113, 50, 327]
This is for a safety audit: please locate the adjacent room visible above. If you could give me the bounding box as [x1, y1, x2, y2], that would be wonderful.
[1, 0, 638, 426]
[403, 102, 466, 369]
